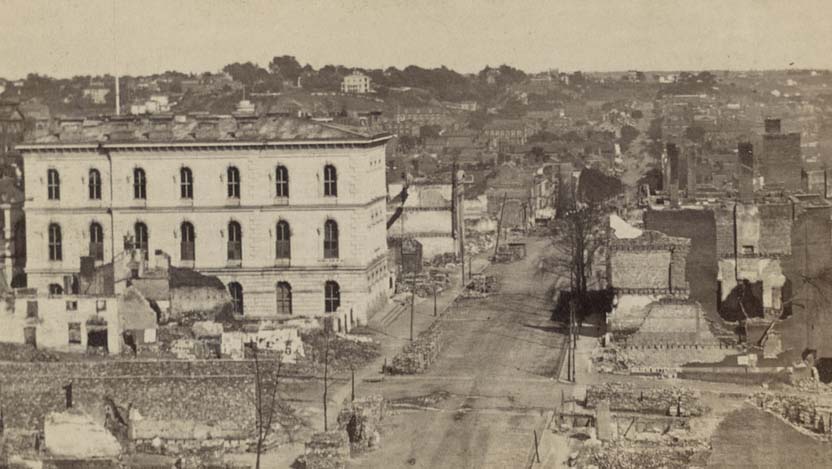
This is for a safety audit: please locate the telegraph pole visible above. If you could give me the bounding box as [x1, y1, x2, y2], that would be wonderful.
[410, 270, 416, 342]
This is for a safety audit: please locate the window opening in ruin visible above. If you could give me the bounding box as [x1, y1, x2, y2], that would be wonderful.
[180, 222, 195, 261]
[48, 223, 62, 261]
[276, 281, 292, 315]
[88, 169, 102, 200]
[24, 327, 36, 347]
[227, 221, 242, 261]
[275, 165, 289, 197]
[227, 166, 240, 199]
[229, 282, 244, 314]
[66, 300, 77, 311]
[68, 323, 81, 344]
[323, 164, 337, 197]
[324, 220, 339, 259]
[133, 167, 147, 200]
[180, 167, 193, 199]
[47, 169, 60, 200]
[742, 245, 755, 255]
[49, 283, 63, 295]
[134, 222, 149, 260]
[276, 221, 291, 259]
[325, 280, 340, 313]
[90, 222, 104, 261]
[86, 324, 108, 351]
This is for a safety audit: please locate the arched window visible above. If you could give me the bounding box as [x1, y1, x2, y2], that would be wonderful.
[49, 283, 64, 295]
[180, 167, 193, 199]
[133, 167, 146, 200]
[323, 219, 339, 259]
[48, 223, 62, 261]
[324, 281, 340, 313]
[89, 222, 104, 261]
[227, 221, 242, 261]
[180, 222, 195, 261]
[275, 220, 291, 259]
[228, 282, 244, 314]
[47, 169, 60, 200]
[323, 165, 337, 197]
[275, 165, 289, 198]
[227, 166, 240, 199]
[88, 169, 102, 200]
[276, 282, 292, 315]
[134, 222, 149, 259]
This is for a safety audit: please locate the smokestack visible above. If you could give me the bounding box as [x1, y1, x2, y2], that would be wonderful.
[666, 143, 680, 207]
[738, 142, 754, 203]
[115, 75, 120, 116]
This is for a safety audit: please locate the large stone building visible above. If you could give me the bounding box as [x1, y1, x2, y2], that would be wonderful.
[17, 115, 392, 329]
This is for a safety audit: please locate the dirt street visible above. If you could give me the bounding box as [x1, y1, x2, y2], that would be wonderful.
[350, 237, 569, 468]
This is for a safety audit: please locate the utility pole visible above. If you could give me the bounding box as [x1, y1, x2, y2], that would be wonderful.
[493, 192, 508, 259]
[323, 332, 329, 431]
[433, 283, 438, 317]
[410, 270, 416, 342]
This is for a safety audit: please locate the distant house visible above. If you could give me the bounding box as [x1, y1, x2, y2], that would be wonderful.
[341, 71, 371, 94]
[83, 87, 110, 105]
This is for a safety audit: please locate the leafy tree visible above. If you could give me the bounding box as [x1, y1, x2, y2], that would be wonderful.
[268, 55, 303, 83]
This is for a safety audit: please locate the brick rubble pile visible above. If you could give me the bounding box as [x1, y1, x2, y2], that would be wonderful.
[385, 322, 443, 374]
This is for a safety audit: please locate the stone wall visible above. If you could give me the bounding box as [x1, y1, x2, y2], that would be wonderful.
[754, 392, 832, 435]
[585, 383, 706, 417]
[385, 321, 443, 374]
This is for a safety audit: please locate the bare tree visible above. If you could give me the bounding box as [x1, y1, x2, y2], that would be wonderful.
[548, 202, 606, 302]
[250, 341, 283, 469]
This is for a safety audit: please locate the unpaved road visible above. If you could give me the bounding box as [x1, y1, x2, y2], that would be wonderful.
[350, 237, 569, 468]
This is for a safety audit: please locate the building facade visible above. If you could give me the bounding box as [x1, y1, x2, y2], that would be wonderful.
[18, 116, 392, 328]
[341, 71, 371, 94]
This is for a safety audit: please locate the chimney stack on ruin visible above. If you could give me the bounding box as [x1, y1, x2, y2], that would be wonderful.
[666, 143, 680, 208]
[738, 142, 754, 203]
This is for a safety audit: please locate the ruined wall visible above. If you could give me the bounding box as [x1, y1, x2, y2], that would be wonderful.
[610, 250, 671, 291]
[644, 209, 718, 316]
[170, 286, 230, 319]
[1, 374, 255, 435]
[585, 382, 706, 417]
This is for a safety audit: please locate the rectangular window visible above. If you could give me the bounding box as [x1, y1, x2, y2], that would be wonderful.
[66, 300, 78, 311]
[26, 301, 38, 318]
[96, 299, 107, 311]
[68, 323, 82, 344]
[742, 245, 755, 255]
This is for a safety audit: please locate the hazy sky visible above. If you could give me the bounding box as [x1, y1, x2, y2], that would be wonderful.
[1, 0, 831, 79]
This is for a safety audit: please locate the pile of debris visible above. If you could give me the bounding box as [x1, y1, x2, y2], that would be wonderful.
[396, 269, 451, 298]
[492, 243, 525, 263]
[460, 274, 498, 298]
[429, 252, 459, 267]
[754, 392, 832, 435]
[585, 383, 706, 417]
[337, 395, 385, 452]
[592, 345, 641, 374]
[464, 232, 495, 256]
[385, 322, 443, 374]
[298, 431, 350, 469]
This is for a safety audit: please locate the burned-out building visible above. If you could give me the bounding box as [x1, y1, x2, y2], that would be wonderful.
[759, 118, 802, 191]
[606, 215, 718, 347]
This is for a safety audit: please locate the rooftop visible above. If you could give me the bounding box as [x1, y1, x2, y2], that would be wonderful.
[19, 114, 390, 147]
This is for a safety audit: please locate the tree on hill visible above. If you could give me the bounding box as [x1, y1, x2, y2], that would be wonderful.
[268, 55, 303, 84]
[222, 62, 280, 92]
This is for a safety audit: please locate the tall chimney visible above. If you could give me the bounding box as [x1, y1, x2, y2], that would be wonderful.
[738, 142, 754, 203]
[667, 143, 680, 207]
[115, 75, 120, 116]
